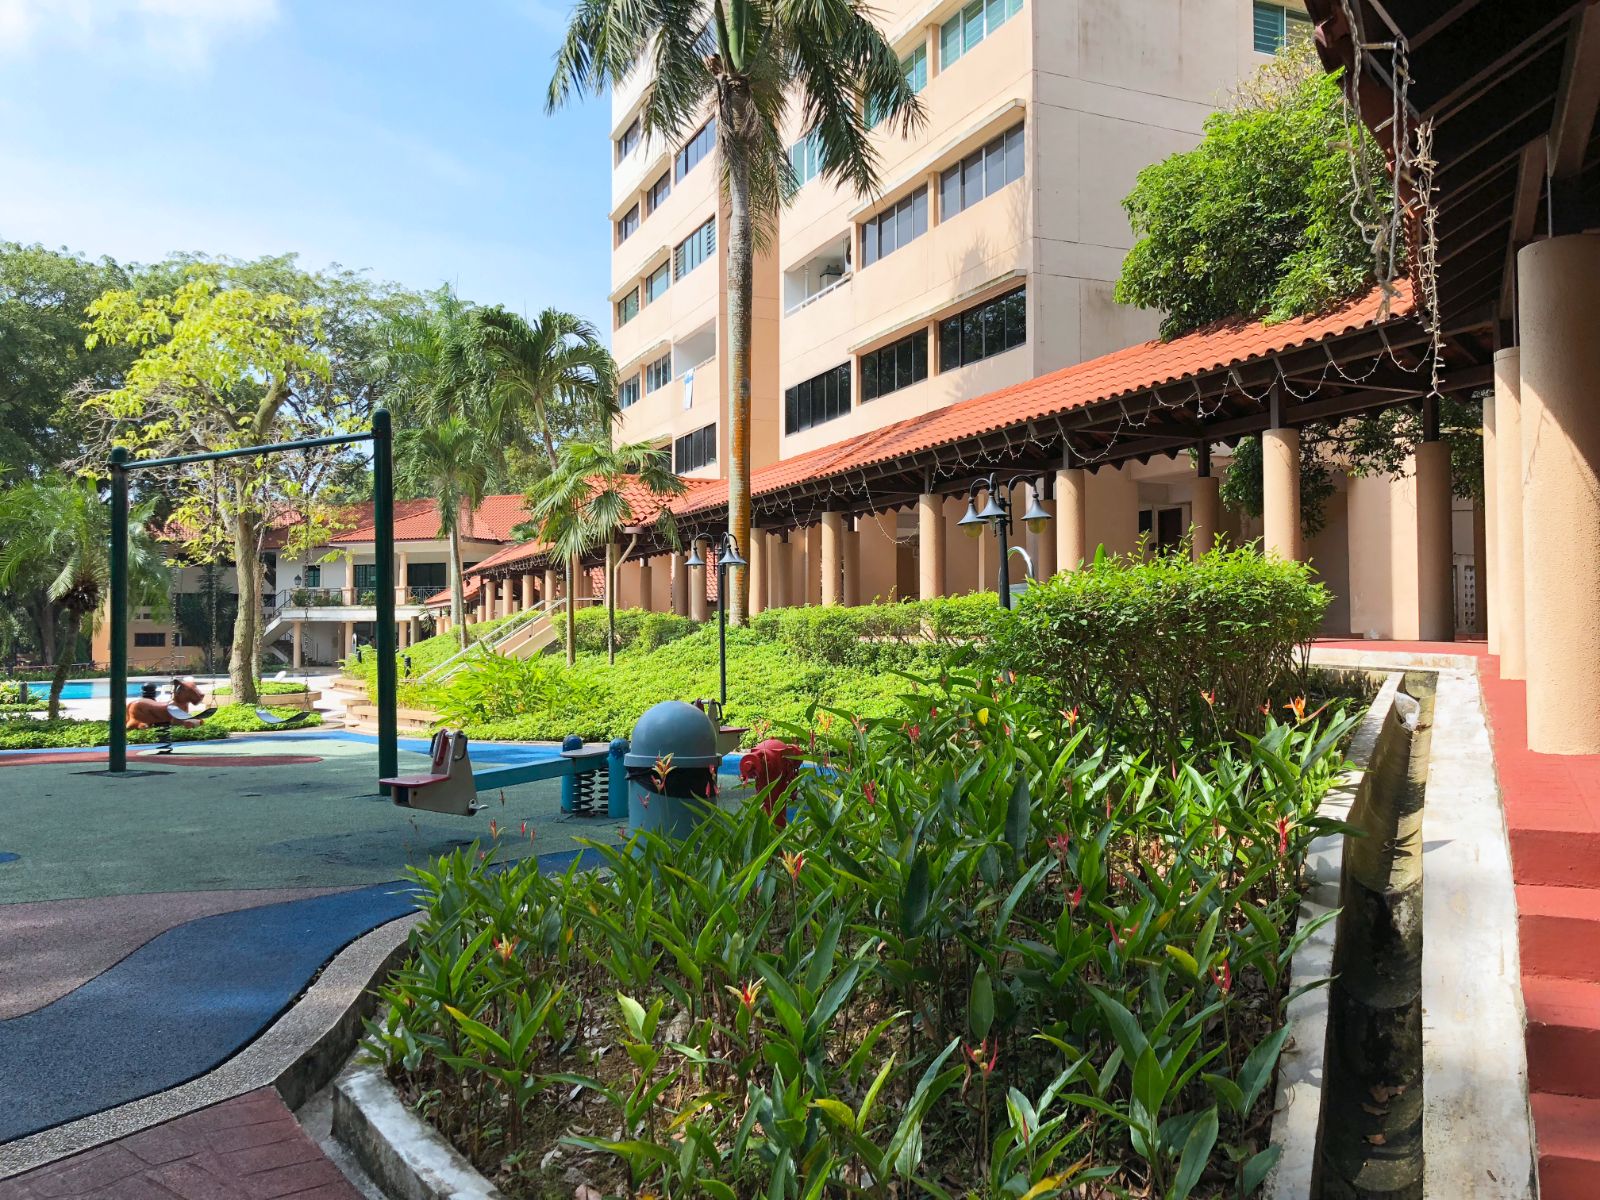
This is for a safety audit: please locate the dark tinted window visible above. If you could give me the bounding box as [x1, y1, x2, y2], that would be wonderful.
[673, 423, 717, 471]
[675, 119, 716, 181]
[937, 286, 1026, 370]
[860, 331, 929, 401]
[784, 363, 852, 433]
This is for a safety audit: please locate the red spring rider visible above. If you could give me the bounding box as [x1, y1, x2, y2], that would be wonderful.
[739, 738, 804, 829]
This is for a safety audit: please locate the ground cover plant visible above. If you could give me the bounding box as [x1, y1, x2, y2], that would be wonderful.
[366, 663, 1358, 1199]
[213, 680, 311, 696]
[0, 704, 322, 749]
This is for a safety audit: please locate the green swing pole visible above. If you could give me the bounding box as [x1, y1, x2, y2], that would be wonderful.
[109, 447, 129, 774]
[371, 408, 399, 791]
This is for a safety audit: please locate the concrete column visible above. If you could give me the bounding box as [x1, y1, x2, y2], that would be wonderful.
[749, 532, 768, 615]
[771, 537, 792, 608]
[344, 551, 357, 603]
[1262, 428, 1301, 560]
[344, 621, 356, 657]
[805, 525, 823, 604]
[1518, 235, 1600, 753]
[397, 550, 410, 604]
[821, 512, 844, 606]
[520, 572, 536, 610]
[1494, 349, 1527, 680]
[637, 558, 654, 612]
[543, 567, 560, 605]
[1414, 436, 1455, 642]
[1031, 496, 1057, 580]
[842, 520, 861, 607]
[671, 553, 689, 616]
[918, 493, 946, 598]
[1482, 395, 1499, 652]
[1192, 444, 1220, 559]
[689, 560, 708, 621]
[1056, 467, 1087, 570]
[499, 577, 514, 619]
[291, 620, 303, 669]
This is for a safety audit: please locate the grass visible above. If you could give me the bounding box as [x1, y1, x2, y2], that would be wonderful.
[213, 680, 311, 696]
[0, 704, 323, 749]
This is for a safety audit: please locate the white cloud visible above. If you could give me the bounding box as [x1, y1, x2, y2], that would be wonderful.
[0, 0, 279, 68]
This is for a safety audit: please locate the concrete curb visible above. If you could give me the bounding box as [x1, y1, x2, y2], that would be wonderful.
[1268, 672, 1404, 1200]
[1420, 668, 1536, 1198]
[0, 911, 420, 1179]
[333, 1061, 505, 1200]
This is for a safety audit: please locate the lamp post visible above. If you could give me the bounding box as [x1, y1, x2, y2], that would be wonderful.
[958, 474, 1052, 609]
[685, 531, 747, 707]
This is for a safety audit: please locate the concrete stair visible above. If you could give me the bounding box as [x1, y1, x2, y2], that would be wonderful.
[1531, 1093, 1600, 1199]
[1524, 975, 1600, 1100]
[344, 701, 438, 733]
[1519, 885, 1600, 983]
[1511, 828, 1600, 889]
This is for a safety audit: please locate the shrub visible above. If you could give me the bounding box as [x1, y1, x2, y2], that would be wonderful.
[571, 606, 698, 655]
[213, 680, 309, 696]
[993, 542, 1328, 753]
[367, 675, 1358, 1198]
[0, 704, 322, 749]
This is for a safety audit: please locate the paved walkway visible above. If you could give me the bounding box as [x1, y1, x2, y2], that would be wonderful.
[0, 1089, 359, 1199]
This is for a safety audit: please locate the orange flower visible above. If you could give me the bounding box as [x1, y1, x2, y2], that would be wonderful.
[1200, 689, 1216, 708]
[494, 936, 517, 962]
[1283, 696, 1308, 723]
[726, 979, 763, 1009]
[779, 850, 805, 881]
[1062, 706, 1080, 727]
[651, 753, 675, 789]
[489, 819, 499, 838]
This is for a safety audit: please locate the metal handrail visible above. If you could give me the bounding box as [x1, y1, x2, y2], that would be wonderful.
[416, 598, 561, 684]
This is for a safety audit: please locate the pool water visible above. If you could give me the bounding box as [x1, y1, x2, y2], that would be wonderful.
[22, 681, 155, 701]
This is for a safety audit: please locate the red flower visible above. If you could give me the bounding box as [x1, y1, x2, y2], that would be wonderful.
[907, 724, 920, 741]
[1062, 706, 1080, 727]
[489, 819, 498, 838]
[864, 779, 877, 806]
[1200, 688, 1216, 708]
[929, 707, 938, 719]
[725, 979, 763, 1009]
[963, 1037, 1000, 1077]
[1212, 960, 1232, 994]
[1069, 884, 1084, 910]
[1046, 829, 1071, 859]
[1276, 816, 1292, 856]
[780, 850, 805, 881]
[519, 821, 527, 837]
[1109, 921, 1123, 949]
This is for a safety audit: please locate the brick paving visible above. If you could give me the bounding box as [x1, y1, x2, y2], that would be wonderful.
[0, 1090, 359, 1200]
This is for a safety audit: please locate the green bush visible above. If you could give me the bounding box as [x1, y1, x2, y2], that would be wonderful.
[368, 675, 1358, 1197]
[571, 606, 698, 655]
[994, 543, 1328, 752]
[213, 680, 309, 696]
[0, 701, 44, 715]
[746, 593, 999, 666]
[0, 704, 322, 749]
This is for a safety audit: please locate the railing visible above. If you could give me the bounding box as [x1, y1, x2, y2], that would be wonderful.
[783, 272, 852, 316]
[274, 587, 351, 609]
[416, 595, 603, 684]
[267, 585, 436, 610]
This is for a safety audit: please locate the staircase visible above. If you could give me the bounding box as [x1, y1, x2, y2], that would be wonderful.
[1484, 662, 1600, 1199]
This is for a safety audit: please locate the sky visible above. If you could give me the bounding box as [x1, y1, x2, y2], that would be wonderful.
[0, 0, 616, 335]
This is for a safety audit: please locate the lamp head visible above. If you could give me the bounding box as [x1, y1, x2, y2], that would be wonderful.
[958, 501, 985, 538]
[977, 492, 1008, 523]
[1020, 485, 1052, 532]
[685, 543, 706, 569]
[718, 536, 747, 569]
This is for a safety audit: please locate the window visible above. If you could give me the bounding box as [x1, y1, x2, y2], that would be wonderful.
[618, 375, 640, 409]
[784, 363, 851, 434]
[940, 0, 1022, 69]
[615, 203, 640, 246]
[674, 423, 717, 472]
[1252, 1, 1312, 53]
[408, 562, 447, 590]
[616, 288, 639, 327]
[860, 331, 928, 401]
[302, 565, 322, 588]
[354, 563, 379, 592]
[646, 352, 673, 393]
[674, 217, 717, 279]
[645, 261, 670, 303]
[868, 46, 928, 129]
[615, 116, 641, 163]
[790, 130, 822, 187]
[940, 123, 1024, 219]
[676, 118, 716, 181]
[647, 172, 671, 213]
[134, 631, 167, 648]
[938, 286, 1025, 371]
[860, 187, 928, 267]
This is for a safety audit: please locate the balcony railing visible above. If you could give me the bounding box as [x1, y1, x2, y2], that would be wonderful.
[268, 585, 440, 611]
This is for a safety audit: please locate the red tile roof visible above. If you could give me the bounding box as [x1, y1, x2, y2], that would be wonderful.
[329, 494, 533, 544]
[672, 282, 1414, 518]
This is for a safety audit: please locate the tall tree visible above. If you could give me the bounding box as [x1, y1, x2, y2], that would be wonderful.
[548, 0, 924, 623]
[394, 418, 495, 647]
[522, 438, 684, 664]
[0, 477, 167, 718]
[82, 266, 337, 704]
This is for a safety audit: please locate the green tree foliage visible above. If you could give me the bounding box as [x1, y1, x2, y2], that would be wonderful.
[0, 476, 168, 717]
[1116, 45, 1483, 525]
[395, 418, 496, 648]
[549, 0, 924, 623]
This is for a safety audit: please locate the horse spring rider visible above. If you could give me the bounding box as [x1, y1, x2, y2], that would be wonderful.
[125, 678, 206, 752]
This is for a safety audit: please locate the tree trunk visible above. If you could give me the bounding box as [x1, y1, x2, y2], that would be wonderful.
[565, 554, 578, 666]
[47, 610, 79, 720]
[34, 600, 55, 667]
[605, 541, 617, 666]
[229, 508, 261, 704]
[723, 98, 754, 627]
[448, 523, 469, 648]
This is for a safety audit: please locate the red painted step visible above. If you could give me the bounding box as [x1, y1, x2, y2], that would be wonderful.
[1518, 885, 1600, 983]
[1524, 975, 1600, 1099]
[1532, 1092, 1600, 1200]
[1511, 829, 1600, 889]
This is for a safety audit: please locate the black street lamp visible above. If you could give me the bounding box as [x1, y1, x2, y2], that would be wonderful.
[958, 474, 1052, 608]
[685, 531, 747, 707]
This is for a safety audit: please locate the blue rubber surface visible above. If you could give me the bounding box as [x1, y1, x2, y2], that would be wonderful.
[0, 845, 599, 1143]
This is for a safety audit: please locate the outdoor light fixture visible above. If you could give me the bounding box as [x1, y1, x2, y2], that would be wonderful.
[686, 530, 746, 708]
[964, 474, 1052, 610]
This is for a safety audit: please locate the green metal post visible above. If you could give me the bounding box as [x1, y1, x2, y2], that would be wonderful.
[372, 409, 398, 791]
[109, 447, 129, 773]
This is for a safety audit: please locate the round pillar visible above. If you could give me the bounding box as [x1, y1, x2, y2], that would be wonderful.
[670, 553, 688, 616]
[771, 536, 792, 608]
[520, 572, 536, 609]
[1518, 235, 1600, 753]
[1262, 427, 1301, 560]
[1414, 439, 1455, 642]
[842, 521, 861, 607]
[820, 512, 844, 606]
[1191, 475, 1220, 560]
[749, 533, 767, 615]
[1056, 467, 1087, 570]
[1482, 394, 1499, 653]
[1494, 349, 1527, 680]
[918, 494, 946, 598]
[689, 561, 708, 622]
[637, 558, 654, 612]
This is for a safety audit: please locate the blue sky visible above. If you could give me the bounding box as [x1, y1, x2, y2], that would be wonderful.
[0, 0, 615, 335]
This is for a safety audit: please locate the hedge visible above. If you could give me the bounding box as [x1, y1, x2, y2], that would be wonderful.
[0, 704, 324, 750]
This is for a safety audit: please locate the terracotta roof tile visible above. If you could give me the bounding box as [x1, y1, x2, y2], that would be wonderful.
[673, 283, 1414, 518]
[329, 494, 533, 544]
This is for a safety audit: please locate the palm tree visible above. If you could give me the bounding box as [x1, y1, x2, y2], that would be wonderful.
[467, 306, 618, 475]
[394, 419, 495, 648]
[549, 1, 924, 624]
[0, 476, 166, 719]
[379, 284, 481, 428]
[522, 439, 685, 665]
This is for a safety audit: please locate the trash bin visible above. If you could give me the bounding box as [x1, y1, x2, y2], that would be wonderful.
[624, 700, 722, 839]
[607, 737, 629, 819]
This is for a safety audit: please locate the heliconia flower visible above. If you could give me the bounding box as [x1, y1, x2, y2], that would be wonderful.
[1284, 696, 1309, 723]
[929, 707, 938, 719]
[977, 707, 990, 726]
[489, 819, 499, 838]
[651, 752, 675, 788]
[1200, 689, 1216, 708]
[1260, 703, 1272, 716]
[726, 979, 763, 1009]
[907, 724, 920, 741]
[1212, 959, 1232, 994]
[494, 935, 517, 962]
[963, 1037, 1000, 1076]
[1046, 829, 1071, 859]
[1062, 706, 1080, 727]
[519, 821, 527, 836]
[1277, 815, 1292, 856]
[780, 850, 805, 881]
[1003, 724, 1012, 737]
[864, 779, 877, 806]
[1070, 884, 1084, 909]
[1109, 921, 1124, 949]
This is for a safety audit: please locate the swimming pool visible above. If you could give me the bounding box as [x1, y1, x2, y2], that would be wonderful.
[20, 680, 156, 701]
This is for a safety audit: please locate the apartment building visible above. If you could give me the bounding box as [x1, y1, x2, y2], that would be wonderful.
[604, 2, 1313, 604]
